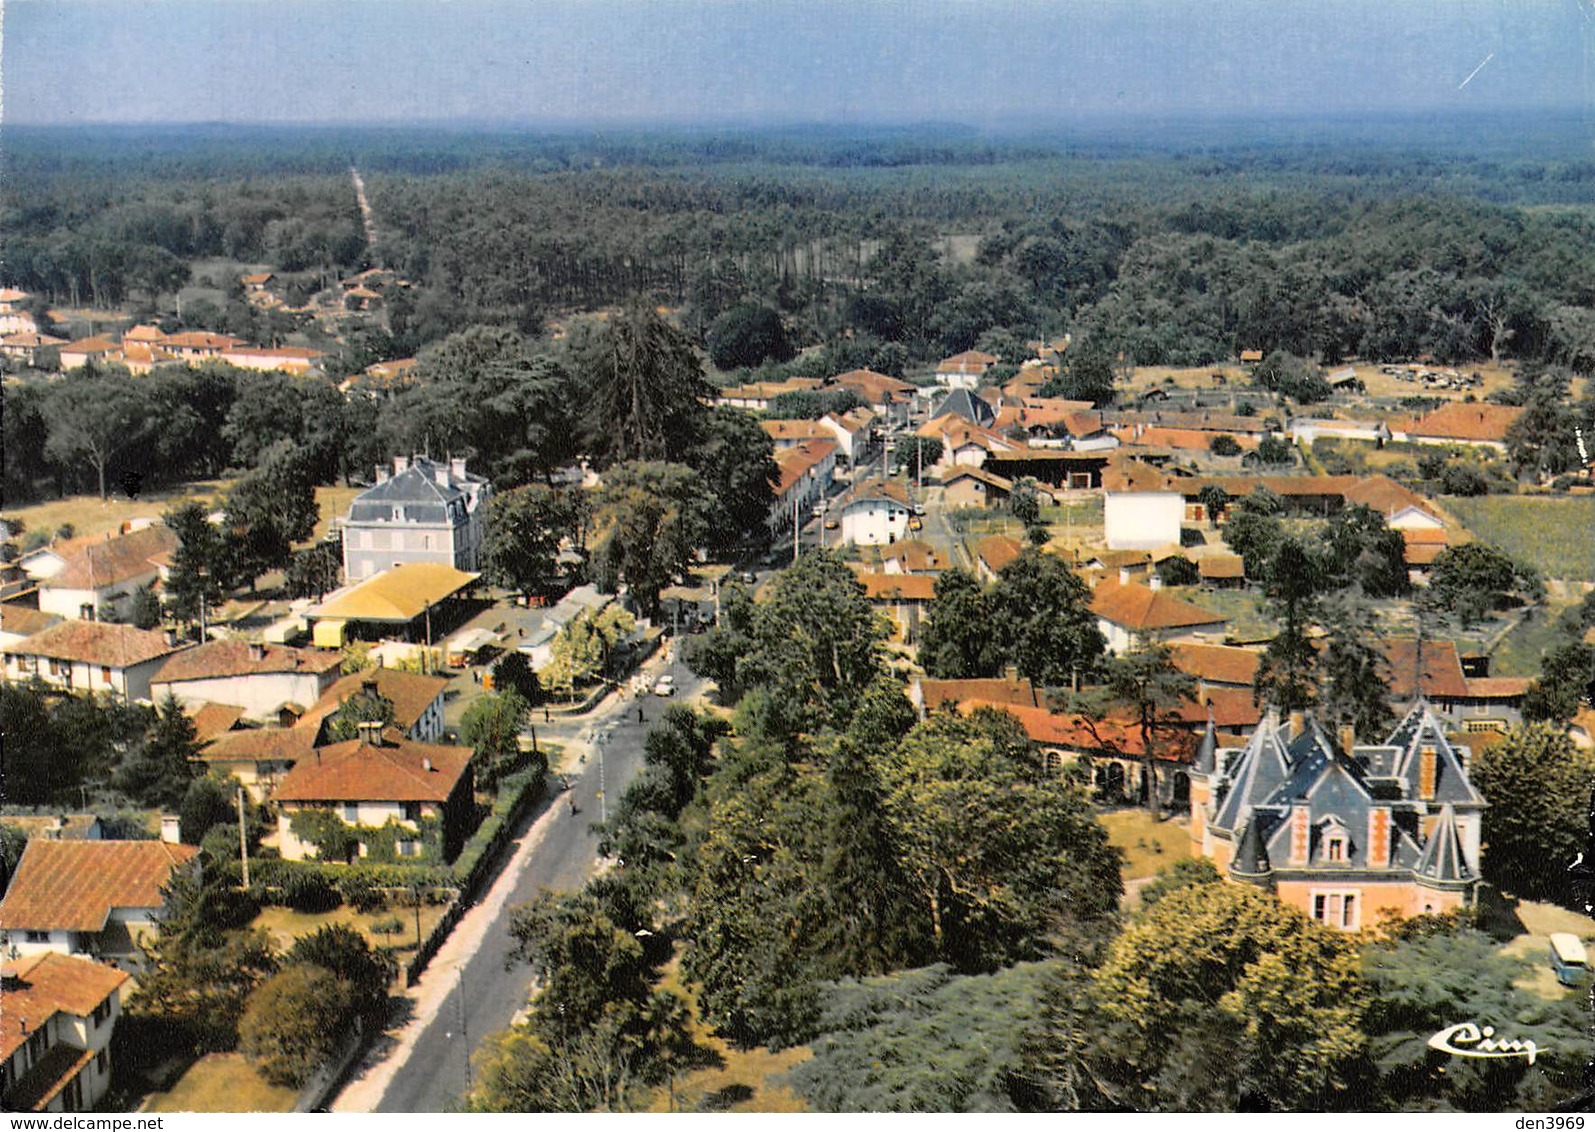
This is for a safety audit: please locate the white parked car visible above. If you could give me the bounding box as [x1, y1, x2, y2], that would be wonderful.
[652, 675, 676, 697]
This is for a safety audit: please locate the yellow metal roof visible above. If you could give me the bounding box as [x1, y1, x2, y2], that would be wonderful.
[313, 563, 478, 623]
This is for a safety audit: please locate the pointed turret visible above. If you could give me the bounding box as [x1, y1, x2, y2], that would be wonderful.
[1193, 715, 1218, 776]
[1229, 810, 1273, 886]
[1415, 804, 1474, 890]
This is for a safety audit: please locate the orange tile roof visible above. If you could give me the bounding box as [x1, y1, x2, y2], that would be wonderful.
[0, 288, 29, 303]
[222, 345, 325, 361]
[833, 368, 915, 402]
[153, 640, 342, 684]
[974, 534, 1023, 574]
[919, 676, 1038, 710]
[1342, 475, 1442, 521]
[936, 350, 998, 372]
[0, 841, 197, 933]
[61, 335, 118, 354]
[1198, 555, 1246, 580]
[123, 324, 165, 342]
[962, 701, 1197, 760]
[1169, 642, 1260, 685]
[6, 620, 184, 668]
[1102, 456, 1179, 493]
[0, 953, 129, 1062]
[1381, 639, 1469, 700]
[939, 465, 1015, 492]
[48, 525, 178, 590]
[1090, 580, 1227, 632]
[160, 331, 245, 350]
[773, 439, 837, 495]
[1408, 402, 1524, 443]
[240, 272, 274, 285]
[1461, 676, 1533, 699]
[184, 700, 245, 741]
[273, 736, 471, 804]
[881, 539, 944, 572]
[856, 572, 938, 601]
[200, 726, 317, 763]
[0, 607, 61, 638]
[838, 477, 910, 509]
[761, 419, 835, 443]
[295, 668, 448, 736]
[1, 332, 67, 348]
[1115, 426, 1260, 452]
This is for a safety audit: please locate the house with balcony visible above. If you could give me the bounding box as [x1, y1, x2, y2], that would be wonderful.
[0, 953, 129, 1113]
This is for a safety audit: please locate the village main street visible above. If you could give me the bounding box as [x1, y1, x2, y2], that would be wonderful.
[331, 647, 704, 1113]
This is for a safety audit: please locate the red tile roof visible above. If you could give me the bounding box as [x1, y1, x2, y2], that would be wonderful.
[762, 419, 835, 443]
[838, 477, 910, 509]
[1342, 475, 1443, 522]
[0, 953, 129, 1062]
[1169, 642, 1261, 686]
[0, 840, 198, 933]
[1090, 580, 1227, 632]
[0, 607, 61, 638]
[855, 572, 938, 602]
[1381, 639, 1469, 700]
[919, 676, 1038, 710]
[936, 350, 998, 373]
[1102, 457, 1179, 493]
[184, 701, 246, 741]
[974, 534, 1023, 575]
[159, 331, 245, 350]
[1198, 555, 1246, 580]
[200, 726, 318, 764]
[1408, 402, 1524, 443]
[880, 539, 944, 572]
[273, 736, 471, 804]
[48, 525, 178, 590]
[773, 439, 837, 495]
[1461, 676, 1533, 700]
[6, 620, 184, 668]
[833, 369, 916, 403]
[295, 668, 448, 736]
[962, 701, 1197, 761]
[152, 640, 342, 684]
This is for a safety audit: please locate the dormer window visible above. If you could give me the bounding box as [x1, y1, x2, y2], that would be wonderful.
[1326, 837, 1346, 862]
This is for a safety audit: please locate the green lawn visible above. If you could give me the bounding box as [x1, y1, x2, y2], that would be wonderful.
[1182, 585, 1278, 643]
[1488, 602, 1578, 677]
[1445, 495, 1595, 583]
[251, 900, 450, 961]
[145, 1053, 297, 1113]
[1099, 808, 1193, 880]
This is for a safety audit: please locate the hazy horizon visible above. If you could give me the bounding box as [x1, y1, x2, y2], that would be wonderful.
[5, 0, 1592, 130]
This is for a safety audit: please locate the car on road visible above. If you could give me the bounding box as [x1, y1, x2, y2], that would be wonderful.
[652, 675, 676, 697]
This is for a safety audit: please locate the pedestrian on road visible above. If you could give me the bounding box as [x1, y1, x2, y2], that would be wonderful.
[638, 706, 644, 725]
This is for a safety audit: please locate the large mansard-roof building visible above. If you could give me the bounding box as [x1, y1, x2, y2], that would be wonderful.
[1190, 702, 1483, 930]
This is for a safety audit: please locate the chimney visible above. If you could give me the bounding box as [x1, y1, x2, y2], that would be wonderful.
[394, 455, 410, 475]
[1288, 710, 1305, 740]
[356, 720, 384, 746]
[1148, 573, 1163, 591]
[247, 642, 266, 662]
[1419, 743, 1438, 801]
[422, 757, 434, 772]
[376, 464, 389, 484]
[1118, 566, 1132, 586]
[360, 676, 379, 696]
[1004, 663, 1019, 682]
[1339, 723, 1356, 758]
[1289, 802, 1311, 866]
[164, 629, 178, 647]
[434, 462, 451, 488]
[450, 456, 467, 480]
[1367, 806, 1391, 867]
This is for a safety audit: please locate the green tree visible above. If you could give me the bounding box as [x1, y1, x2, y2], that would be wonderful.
[178, 773, 238, 845]
[1208, 435, 1242, 458]
[707, 302, 794, 370]
[916, 568, 998, 679]
[239, 964, 357, 1088]
[1254, 538, 1320, 712]
[42, 376, 145, 500]
[893, 435, 943, 473]
[1320, 504, 1408, 598]
[736, 550, 889, 735]
[1008, 476, 1042, 529]
[163, 501, 231, 630]
[1041, 881, 1367, 1111]
[1221, 488, 1283, 579]
[684, 408, 778, 551]
[1470, 722, 1595, 902]
[493, 649, 543, 706]
[113, 693, 200, 809]
[543, 605, 637, 696]
[461, 689, 531, 789]
[1316, 594, 1397, 741]
[324, 689, 396, 742]
[592, 461, 713, 616]
[1250, 433, 1296, 466]
[1522, 641, 1595, 724]
[283, 539, 343, 602]
[1255, 351, 1330, 404]
[878, 708, 1121, 972]
[1089, 639, 1197, 815]
[1428, 543, 1542, 627]
[683, 580, 755, 702]
[1362, 919, 1593, 1111]
[572, 301, 714, 467]
[1040, 344, 1116, 406]
[1505, 389, 1580, 481]
[483, 483, 580, 601]
[285, 923, 394, 1022]
[223, 441, 321, 588]
[129, 583, 163, 630]
[986, 550, 1104, 687]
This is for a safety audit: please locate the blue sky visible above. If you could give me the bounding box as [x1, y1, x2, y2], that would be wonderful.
[5, 0, 1591, 126]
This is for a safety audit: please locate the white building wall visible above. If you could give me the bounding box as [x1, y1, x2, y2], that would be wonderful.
[1104, 492, 1185, 550]
[839, 500, 911, 546]
[152, 671, 335, 722]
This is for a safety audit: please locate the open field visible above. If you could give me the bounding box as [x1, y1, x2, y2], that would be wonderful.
[251, 900, 452, 960]
[1099, 808, 1193, 881]
[1489, 599, 1579, 677]
[1496, 900, 1595, 1002]
[4, 482, 358, 549]
[145, 1053, 297, 1113]
[1122, 361, 1522, 404]
[1445, 495, 1595, 582]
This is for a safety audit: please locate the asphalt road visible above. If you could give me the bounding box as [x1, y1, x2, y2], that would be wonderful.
[372, 651, 703, 1113]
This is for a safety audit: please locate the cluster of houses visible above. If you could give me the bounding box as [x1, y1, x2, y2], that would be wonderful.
[0, 311, 327, 377]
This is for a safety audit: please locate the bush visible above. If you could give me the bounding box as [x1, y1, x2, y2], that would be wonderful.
[372, 914, 405, 938]
[239, 966, 356, 1088]
[1208, 434, 1242, 457]
[339, 873, 387, 913]
[281, 869, 341, 914]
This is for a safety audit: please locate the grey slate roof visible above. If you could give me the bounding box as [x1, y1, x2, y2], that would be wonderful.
[1193, 717, 1218, 776]
[932, 388, 996, 428]
[1231, 811, 1272, 878]
[1415, 805, 1475, 888]
[348, 458, 485, 525]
